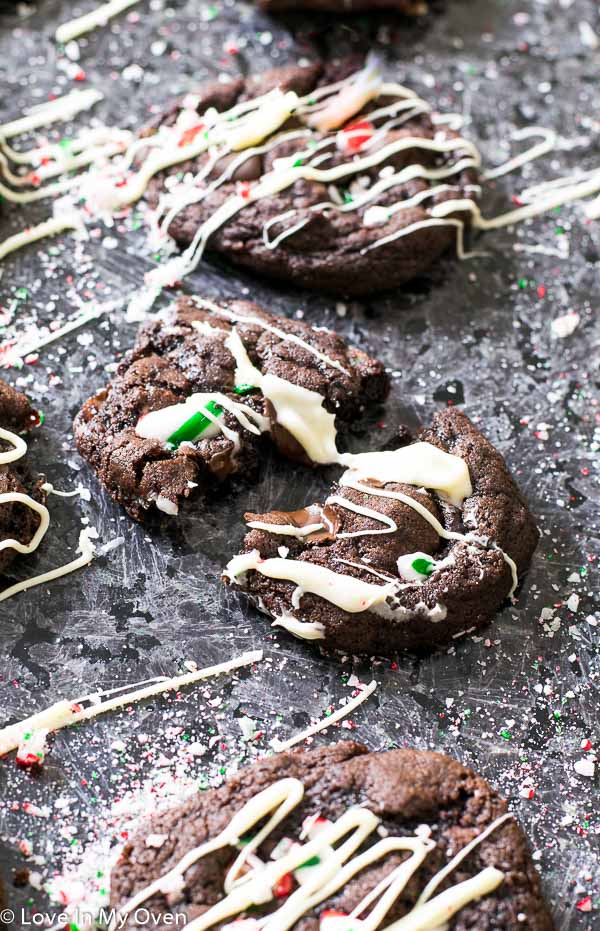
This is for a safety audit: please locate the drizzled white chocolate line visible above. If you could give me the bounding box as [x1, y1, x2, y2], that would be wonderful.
[0, 130, 133, 203]
[55, 0, 142, 44]
[0, 213, 85, 263]
[0, 650, 263, 756]
[0, 421, 98, 603]
[0, 89, 103, 139]
[270, 679, 377, 751]
[113, 770, 512, 931]
[0, 425, 50, 555]
[0, 299, 124, 369]
[193, 297, 351, 376]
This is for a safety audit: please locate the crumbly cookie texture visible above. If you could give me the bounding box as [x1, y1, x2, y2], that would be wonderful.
[225, 408, 539, 654]
[143, 57, 478, 296]
[110, 740, 555, 930]
[0, 378, 45, 575]
[73, 296, 389, 522]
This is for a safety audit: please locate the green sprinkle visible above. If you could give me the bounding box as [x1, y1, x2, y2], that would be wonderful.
[298, 854, 320, 868]
[411, 557, 434, 577]
[15, 287, 28, 300]
[167, 400, 222, 448]
[500, 730, 511, 740]
[233, 383, 256, 396]
[293, 158, 303, 167]
[518, 278, 528, 289]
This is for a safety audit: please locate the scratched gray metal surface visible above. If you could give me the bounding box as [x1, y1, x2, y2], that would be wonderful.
[0, 0, 598, 926]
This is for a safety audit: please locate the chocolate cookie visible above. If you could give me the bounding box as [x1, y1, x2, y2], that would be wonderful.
[0, 378, 46, 576]
[225, 408, 539, 654]
[73, 296, 388, 522]
[140, 56, 479, 297]
[110, 740, 554, 930]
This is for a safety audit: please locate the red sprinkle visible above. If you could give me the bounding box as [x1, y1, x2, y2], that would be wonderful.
[16, 753, 40, 769]
[273, 872, 294, 898]
[178, 123, 205, 148]
[340, 119, 374, 153]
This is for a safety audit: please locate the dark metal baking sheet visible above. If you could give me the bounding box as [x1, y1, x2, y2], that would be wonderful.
[0, 0, 598, 927]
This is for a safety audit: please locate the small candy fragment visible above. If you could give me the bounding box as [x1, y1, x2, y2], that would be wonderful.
[16, 729, 48, 768]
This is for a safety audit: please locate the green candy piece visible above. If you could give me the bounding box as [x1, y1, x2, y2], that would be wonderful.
[298, 854, 320, 868]
[166, 400, 222, 448]
[411, 557, 435, 577]
[232, 383, 256, 396]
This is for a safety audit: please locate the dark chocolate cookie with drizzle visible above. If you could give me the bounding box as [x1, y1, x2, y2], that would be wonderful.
[142, 56, 480, 297]
[73, 296, 388, 522]
[110, 740, 554, 930]
[225, 408, 539, 654]
[0, 378, 46, 576]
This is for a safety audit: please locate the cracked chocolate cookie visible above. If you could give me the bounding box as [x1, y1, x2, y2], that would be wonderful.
[139, 55, 479, 297]
[225, 408, 539, 654]
[73, 296, 388, 522]
[110, 740, 554, 930]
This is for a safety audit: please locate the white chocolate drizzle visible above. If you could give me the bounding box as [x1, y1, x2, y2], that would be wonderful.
[0, 426, 50, 556]
[271, 612, 326, 640]
[0, 525, 96, 606]
[226, 551, 397, 613]
[0, 90, 103, 139]
[113, 763, 512, 931]
[0, 212, 85, 263]
[339, 444, 473, 507]
[193, 298, 351, 376]
[0, 650, 262, 757]
[270, 679, 377, 752]
[0, 421, 99, 604]
[55, 0, 142, 43]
